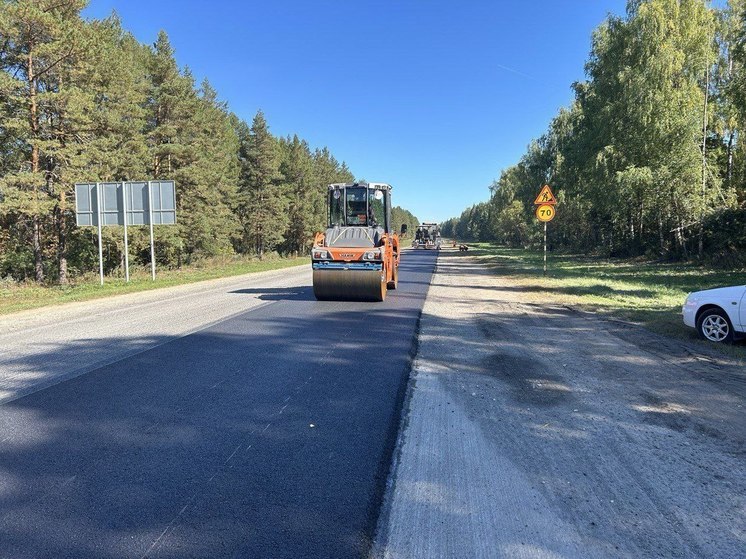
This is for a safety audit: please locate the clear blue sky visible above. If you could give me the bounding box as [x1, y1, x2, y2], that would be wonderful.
[83, 0, 627, 223]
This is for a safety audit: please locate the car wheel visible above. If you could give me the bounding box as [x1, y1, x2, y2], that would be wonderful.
[696, 308, 734, 343]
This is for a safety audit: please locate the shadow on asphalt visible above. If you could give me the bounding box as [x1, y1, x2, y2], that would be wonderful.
[230, 286, 315, 301]
[0, 250, 440, 559]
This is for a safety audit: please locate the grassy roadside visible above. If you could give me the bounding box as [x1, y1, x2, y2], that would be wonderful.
[0, 256, 309, 316]
[454, 243, 746, 357]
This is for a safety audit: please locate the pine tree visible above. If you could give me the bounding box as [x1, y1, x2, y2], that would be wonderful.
[146, 31, 191, 181]
[0, 9, 374, 280]
[143, 31, 199, 265]
[0, 0, 90, 282]
[391, 206, 420, 239]
[54, 15, 148, 283]
[172, 79, 240, 258]
[237, 111, 286, 259]
[279, 134, 315, 255]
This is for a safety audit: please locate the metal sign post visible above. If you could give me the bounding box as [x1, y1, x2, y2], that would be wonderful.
[75, 180, 176, 285]
[96, 182, 104, 286]
[544, 222, 547, 277]
[122, 181, 130, 282]
[534, 185, 557, 277]
[148, 181, 156, 281]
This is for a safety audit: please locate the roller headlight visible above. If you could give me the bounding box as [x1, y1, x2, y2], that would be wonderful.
[313, 250, 328, 260]
[363, 251, 381, 260]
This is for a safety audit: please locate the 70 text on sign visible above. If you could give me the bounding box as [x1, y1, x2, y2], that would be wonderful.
[535, 204, 556, 222]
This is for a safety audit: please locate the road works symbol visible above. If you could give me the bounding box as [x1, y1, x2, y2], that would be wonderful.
[535, 204, 556, 222]
[533, 184, 557, 205]
[533, 184, 557, 277]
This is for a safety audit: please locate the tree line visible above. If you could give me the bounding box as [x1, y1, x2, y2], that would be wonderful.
[0, 1, 419, 284]
[443, 0, 746, 266]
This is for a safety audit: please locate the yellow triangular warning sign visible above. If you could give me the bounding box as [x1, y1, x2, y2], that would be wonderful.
[534, 185, 557, 205]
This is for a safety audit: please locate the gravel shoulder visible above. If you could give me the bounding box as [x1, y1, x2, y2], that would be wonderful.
[375, 249, 746, 559]
[0, 265, 310, 405]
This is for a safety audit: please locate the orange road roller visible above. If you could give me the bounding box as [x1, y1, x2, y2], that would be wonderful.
[312, 182, 403, 301]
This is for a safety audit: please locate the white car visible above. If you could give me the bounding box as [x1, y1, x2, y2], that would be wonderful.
[682, 285, 746, 343]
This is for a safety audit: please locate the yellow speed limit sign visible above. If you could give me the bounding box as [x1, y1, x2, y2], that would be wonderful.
[536, 204, 556, 222]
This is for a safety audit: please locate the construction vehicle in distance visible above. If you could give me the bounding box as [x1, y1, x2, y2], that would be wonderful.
[312, 182, 403, 301]
[412, 223, 441, 250]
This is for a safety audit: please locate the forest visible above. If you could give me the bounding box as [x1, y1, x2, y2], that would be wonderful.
[442, 0, 746, 266]
[0, 1, 420, 284]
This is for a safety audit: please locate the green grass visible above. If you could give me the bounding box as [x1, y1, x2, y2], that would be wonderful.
[0, 255, 309, 316]
[455, 243, 746, 358]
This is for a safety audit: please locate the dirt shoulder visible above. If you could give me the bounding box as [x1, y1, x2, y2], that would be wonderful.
[375, 249, 745, 559]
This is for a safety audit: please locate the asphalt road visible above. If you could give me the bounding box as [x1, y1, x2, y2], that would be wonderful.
[0, 267, 311, 405]
[0, 250, 437, 558]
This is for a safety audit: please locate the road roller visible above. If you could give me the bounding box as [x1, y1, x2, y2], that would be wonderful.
[312, 182, 402, 301]
[412, 223, 441, 250]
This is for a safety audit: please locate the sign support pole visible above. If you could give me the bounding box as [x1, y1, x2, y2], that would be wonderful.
[75, 180, 174, 284]
[534, 184, 555, 278]
[148, 181, 156, 281]
[122, 181, 130, 282]
[96, 182, 104, 286]
[544, 222, 547, 277]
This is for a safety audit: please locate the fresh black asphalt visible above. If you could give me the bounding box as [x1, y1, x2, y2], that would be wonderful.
[0, 250, 438, 558]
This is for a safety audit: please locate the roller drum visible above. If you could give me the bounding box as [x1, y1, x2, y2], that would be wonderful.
[313, 269, 386, 301]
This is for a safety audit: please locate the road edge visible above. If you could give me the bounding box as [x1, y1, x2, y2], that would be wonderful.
[367, 251, 438, 558]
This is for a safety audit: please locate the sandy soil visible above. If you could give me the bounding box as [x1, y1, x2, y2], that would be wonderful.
[376, 249, 745, 559]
